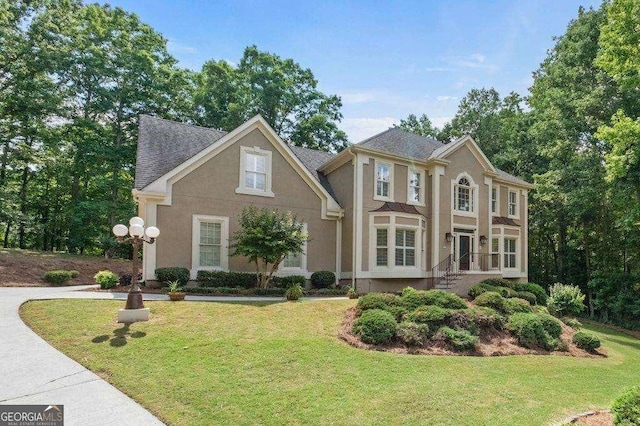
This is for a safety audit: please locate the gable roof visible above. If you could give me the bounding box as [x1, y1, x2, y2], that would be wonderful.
[495, 169, 531, 187]
[356, 127, 443, 160]
[289, 146, 339, 204]
[135, 115, 227, 190]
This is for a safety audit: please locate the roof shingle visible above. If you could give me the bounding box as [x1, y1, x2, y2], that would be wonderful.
[357, 127, 443, 160]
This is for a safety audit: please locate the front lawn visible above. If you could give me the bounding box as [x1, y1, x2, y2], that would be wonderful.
[20, 299, 640, 425]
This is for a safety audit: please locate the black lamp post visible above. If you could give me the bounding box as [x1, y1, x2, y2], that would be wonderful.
[112, 217, 159, 311]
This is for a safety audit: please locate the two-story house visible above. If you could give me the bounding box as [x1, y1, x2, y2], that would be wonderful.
[133, 114, 532, 295]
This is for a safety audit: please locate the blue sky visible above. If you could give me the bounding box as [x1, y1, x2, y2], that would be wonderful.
[107, 0, 602, 142]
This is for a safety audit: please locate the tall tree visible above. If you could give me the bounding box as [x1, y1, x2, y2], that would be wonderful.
[193, 46, 348, 152]
[448, 88, 502, 157]
[395, 113, 439, 139]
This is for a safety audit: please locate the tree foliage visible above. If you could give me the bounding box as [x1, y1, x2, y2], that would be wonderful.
[230, 206, 307, 288]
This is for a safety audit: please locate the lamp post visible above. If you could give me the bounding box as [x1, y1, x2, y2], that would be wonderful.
[112, 217, 159, 320]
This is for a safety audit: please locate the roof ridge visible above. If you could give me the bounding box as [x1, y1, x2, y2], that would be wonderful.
[140, 114, 227, 134]
[355, 127, 396, 145]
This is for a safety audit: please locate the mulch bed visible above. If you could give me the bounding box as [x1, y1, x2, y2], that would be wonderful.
[338, 307, 607, 358]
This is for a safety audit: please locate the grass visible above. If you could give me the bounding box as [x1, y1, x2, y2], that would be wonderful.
[20, 299, 640, 425]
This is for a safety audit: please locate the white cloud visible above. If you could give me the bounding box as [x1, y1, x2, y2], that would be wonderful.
[167, 39, 198, 55]
[340, 91, 378, 104]
[431, 116, 453, 129]
[340, 117, 397, 143]
[436, 95, 458, 102]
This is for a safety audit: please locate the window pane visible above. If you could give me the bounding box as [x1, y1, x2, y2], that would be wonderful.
[255, 173, 266, 190]
[283, 251, 301, 268]
[200, 222, 221, 245]
[254, 155, 266, 173]
[199, 245, 220, 267]
[245, 172, 255, 189]
[376, 248, 387, 266]
[377, 164, 389, 181]
[406, 249, 415, 266]
[492, 238, 499, 252]
[395, 248, 404, 266]
[405, 230, 415, 246]
[376, 229, 387, 246]
[395, 229, 404, 246]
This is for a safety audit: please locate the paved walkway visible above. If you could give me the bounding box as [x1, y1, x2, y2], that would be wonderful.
[0, 286, 346, 425]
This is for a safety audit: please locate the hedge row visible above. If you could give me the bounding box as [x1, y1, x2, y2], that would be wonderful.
[174, 286, 349, 297]
[468, 279, 548, 305]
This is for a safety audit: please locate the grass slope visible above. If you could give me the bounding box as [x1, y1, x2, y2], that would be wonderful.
[21, 299, 640, 425]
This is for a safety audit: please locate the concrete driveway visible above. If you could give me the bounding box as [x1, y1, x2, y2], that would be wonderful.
[0, 286, 164, 426]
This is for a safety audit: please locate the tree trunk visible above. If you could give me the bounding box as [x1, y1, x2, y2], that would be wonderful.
[3, 220, 11, 248]
[18, 165, 29, 249]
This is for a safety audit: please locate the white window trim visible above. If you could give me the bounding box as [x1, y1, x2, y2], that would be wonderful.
[507, 189, 520, 219]
[279, 223, 308, 275]
[235, 145, 275, 198]
[503, 236, 519, 270]
[369, 212, 425, 278]
[451, 173, 478, 218]
[373, 159, 394, 202]
[406, 167, 426, 206]
[191, 215, 229, 279]
[491, 185, 500, 216]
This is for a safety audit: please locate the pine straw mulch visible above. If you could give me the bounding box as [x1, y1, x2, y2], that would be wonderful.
[566, 411, 612, 425]
[338, 307, 607, 358]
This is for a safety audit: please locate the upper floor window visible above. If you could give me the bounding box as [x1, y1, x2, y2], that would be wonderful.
[508, 190, 518, 217]
[236, 146, 274, 197]
[454, 177, 474, 212]
[375, 161, 392, 200]
[407, 168, 424, 205]
[491, 187, 498, 214]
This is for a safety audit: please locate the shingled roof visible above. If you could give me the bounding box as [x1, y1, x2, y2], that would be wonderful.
[357, 127, 443, 160]
[289, 146, 339, 203]
[135, 115, 227, 190]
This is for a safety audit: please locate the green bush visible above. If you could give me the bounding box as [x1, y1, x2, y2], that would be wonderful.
[507, 313, 556, 350]
[274, 275, 306, 288]
[466, 307, 505, 330]
[196, 270, 257, 288]
[421, 290, 467, 309]
[611, 386, 640, 425]
[253, 287, 287, 296]
[156, 267, 190, 286]
[503, 298, 533, 314]
[399, 289, 431, 310]
[69, 270, 79, 278]
[94, 270, 119, 289]
[513, 282, 548, 305]
[352, 309, 398, 344]
[310, 271, 335, 288]
[285, 284, 303, 301]
[468, 283, 498, 299]
[513, 291, 537, 305]
[537, 313, 563, 339]
[385, 305, 409, 322]
[479, 278, 516, 289]
[356, 293, 398, 314]
[406, 305, 452, 326]
[474, 291, 505, 311]
[572, 331, 601, 351]
[44, 270, 73, 286]
[548, 283, 585, 317]
[561, 317, 582, 329]
[448, 310, 479, 335]
[436, 326, 478, 351]
[396, 322, 430, 346]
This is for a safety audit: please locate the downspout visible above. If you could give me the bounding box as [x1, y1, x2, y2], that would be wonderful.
[350, 147, 357, 291]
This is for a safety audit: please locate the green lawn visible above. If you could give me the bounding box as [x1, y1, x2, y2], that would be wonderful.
[20, 299, 640, 425]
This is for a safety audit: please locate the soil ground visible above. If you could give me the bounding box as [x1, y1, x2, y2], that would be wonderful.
[0, 248, 132, 287]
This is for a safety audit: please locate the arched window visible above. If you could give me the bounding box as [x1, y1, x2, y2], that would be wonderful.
[455, 177, 474, 212]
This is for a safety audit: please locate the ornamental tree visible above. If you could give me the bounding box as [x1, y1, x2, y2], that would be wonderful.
[230, 206, 307, 288]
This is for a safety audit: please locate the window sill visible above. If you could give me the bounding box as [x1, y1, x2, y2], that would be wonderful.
[453, 210, 477, 218]
[235, 187, 275, 198]
[406, 200, 426, 207]
[373, 195, 394, 202]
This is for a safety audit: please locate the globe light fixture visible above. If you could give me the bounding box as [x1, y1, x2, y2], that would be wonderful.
[112, 216, 160, 322]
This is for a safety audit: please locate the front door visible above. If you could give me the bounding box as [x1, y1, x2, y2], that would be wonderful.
[458, 235, 470, 271]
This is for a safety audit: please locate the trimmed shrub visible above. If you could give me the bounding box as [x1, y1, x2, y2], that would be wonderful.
[356, 293, 398, 314]
[352, 309, 398, 344]
[448, 310, 479, 335]
[466, 307, 505, 330]
[479, 278, 516, 289]
[396, 322, 430, 346]
[399, 289, 431, 310]
[503, 298, 533, 314]
[537, 313, 563, 339]
[513, 282, 548, 305]
[572, 331, 601, 351]
[156, 267, 190, 286]
[285, 284, 303, 301]
[514, 291, 537, 305]
[474, 291, 505, 311]
[253, 287, 287, 296]
[385, 305, 409, 322]
[507, 313, 555, 350]
[406, 305, 452, 326]
[422, 290, 467, 309]
[94, 270, 119, 289]
[548, 283, 585, 317]
[44, 270, 73, 286]
[611, 386, 640, 426]
[196, 270, 256, 288]
[310, 271, 335, 288]
[561, 317, 582, 329]
[468, 283, 498, 300]
[69, 270, 79, 278]
[435, 326, 478, 351]
[273, 275, 306, 288]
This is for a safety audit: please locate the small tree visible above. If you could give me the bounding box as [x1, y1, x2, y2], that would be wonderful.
[230, 206, 307, 288]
